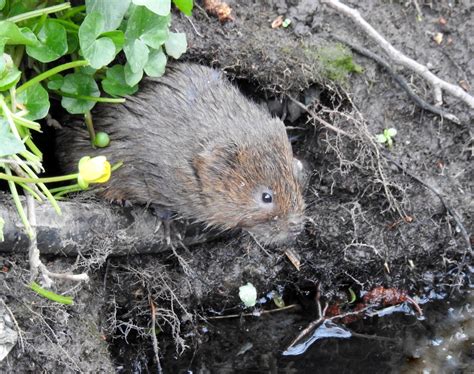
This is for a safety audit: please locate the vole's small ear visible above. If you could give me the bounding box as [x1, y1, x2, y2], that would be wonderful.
[193, 145, 236, 191]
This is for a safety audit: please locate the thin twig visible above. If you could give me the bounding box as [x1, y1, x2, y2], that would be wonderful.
[287, 95, 354, 138]
[332, 35, 461, 125]
[185, 15, 203, 37]
[149, 297, 163, 374]
[205, 304, 299, 320]
[321, 0, 474, 108]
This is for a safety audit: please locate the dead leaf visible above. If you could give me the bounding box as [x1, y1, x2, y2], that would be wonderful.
[284, 248, 301, 270]
[272, 15, 283, 29]
[459, 80, 470, 92]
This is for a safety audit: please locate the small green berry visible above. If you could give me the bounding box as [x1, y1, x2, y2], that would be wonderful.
[94, 132, 110, 148]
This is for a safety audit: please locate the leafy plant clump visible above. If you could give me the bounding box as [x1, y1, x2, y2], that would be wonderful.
[0, 0, 192, 238]
[316, 43, 363, 83]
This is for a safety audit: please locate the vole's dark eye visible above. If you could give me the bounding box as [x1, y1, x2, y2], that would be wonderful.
[261, 192, 273, 203]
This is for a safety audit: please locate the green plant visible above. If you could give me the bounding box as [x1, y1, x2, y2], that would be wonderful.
[0, 0, 192, 239]
[376, 128, 397, 148]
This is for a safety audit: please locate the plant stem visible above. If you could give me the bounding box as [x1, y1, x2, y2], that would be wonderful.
[5, 166, 33, 238]
[84, 110, 95, 144]
[59, 5, 86, 19]
[53, 90, 126, 103]
[15, 60, 89, 95]
[12, 155, 61, 214]
[49, 18, 80, 31]
[12, 114, 42, 132]
[7, 3, 72, 23]
[0, 172, 78, 184]
[29, 282, 74, 305]
[0, 95, 21, 140]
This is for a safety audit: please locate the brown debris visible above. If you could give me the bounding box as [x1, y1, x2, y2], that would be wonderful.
[203, 0, 234, 23]
[271, 15, 283, 29]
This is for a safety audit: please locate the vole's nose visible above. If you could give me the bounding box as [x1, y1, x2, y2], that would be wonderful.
[287, 214, 304, 238]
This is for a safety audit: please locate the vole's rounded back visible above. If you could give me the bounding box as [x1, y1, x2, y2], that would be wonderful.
[56, 64, 305, 244]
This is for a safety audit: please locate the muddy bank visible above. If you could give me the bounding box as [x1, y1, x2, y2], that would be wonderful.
[1, 0, 472, 372]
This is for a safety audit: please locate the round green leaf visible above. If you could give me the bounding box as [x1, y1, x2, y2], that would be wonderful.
[144, 48, 167, 77]
[376, 134, 387, 143]
[79, 12, 116, 69]
[102, 64, 138, 96]
[16, 83, 50, 120]
[0, 119, 25, 157]
[164, 32, 187, 59]
[0, 21, 37, 46]
[26, 20, 68, 63]
[101, 30, 125, 54]
[123, 38, 149, 73]
[124, 62, 143, 86]
[0, 54, 21, 91]
[132, 0, 171, 16]
[60, 73, 100, 114]
[172, 0, 193, 16]
[85, 0, 131, 31]
[47, 74, 64, 90]
[66, 33, 79, 54]
[386, 128, 397, 137]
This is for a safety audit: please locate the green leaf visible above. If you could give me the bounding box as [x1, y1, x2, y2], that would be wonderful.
[376, 134, 387, 143]
[132, 0, 171, 16]
[47, 74, 64, 90]
[0, 54, 21, 91]
[0, 118, 26, 157]
[85, 0, 131, 31]
[124, 38, 149, 73]
[101, 30, 125, 54]
[282, 18, 291, 28]
[79, 12, 116, 69]
[386, 128, 397, 137]
[164, 32, 187, 59]
[66, 32, 79, 54]
[60, 72, 100, 114]
[0, 0, 6, 11]
[0, 21, 37, 46]
[6, 0, 37, 18]
[144, 48, 167, 77]
[16, 83, 50, 121]
[25, 20, 68, 63]
[102, 64, 138, 96]
[124, 62, 143, 86]
[126, 6, 170, 50]
[172, 0, 193, 16]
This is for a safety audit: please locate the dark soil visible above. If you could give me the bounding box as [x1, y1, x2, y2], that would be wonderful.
[1, 1, 472, 372]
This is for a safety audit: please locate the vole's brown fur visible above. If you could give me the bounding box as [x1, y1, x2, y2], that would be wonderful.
[56, 64, 305, 244]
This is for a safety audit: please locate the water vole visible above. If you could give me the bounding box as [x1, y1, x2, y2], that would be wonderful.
[56, 64, 305, 244]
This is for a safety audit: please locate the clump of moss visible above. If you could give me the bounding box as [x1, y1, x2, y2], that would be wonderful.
[315, 43, 363, 83]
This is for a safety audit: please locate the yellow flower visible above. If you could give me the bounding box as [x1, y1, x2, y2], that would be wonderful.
[77, 156, 111, 189]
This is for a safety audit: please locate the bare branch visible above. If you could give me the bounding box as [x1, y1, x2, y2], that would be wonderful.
[322, 0, 474, 109]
